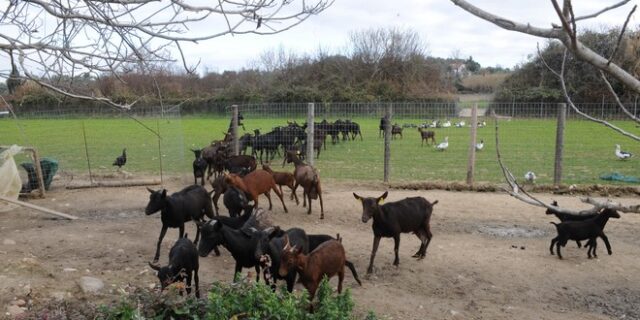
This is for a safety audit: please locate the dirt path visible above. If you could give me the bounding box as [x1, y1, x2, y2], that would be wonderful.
[1, 177, 639, 319]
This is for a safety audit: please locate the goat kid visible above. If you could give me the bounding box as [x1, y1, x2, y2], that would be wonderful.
[149, 234, 200, 297]
[549, 208, 621, 259]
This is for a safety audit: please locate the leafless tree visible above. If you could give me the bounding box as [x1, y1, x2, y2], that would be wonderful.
[453, 0, 640, 214]
[0, 0, 332, 110]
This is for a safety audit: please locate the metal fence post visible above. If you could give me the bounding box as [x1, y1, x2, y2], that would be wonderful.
[466, 104, 478, 185]
[231, 105, 239, 156]
[554, 103, 566, 186]
[384, 103, 392, 183]
[306, 103, 314, 166]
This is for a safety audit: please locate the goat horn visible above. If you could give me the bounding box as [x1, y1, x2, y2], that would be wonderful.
[146, 187, 155, 194]
[148, 262, 160, 271]
[283, 234, 290, 251]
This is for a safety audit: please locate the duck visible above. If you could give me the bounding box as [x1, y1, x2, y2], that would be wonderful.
[455, 121, 466, 128]
[475, 139, 484, 151]
[441, 120, 452, 128]
[524, 171, 536, 183]
[477, 121, 486, 128]
[615, 144, 633, 160]
[436, 136, 449, 151]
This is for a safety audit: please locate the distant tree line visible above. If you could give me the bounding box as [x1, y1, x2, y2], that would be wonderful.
[494, 26, 640, 103]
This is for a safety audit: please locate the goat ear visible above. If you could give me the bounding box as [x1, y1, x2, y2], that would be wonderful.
[161, 189, 167, 198]
[146, 187, 155, 194]
[551, 200, 558, 206]
[353, 193, 362, 202]
[378, 191, 388, 203]
[282, 234, 291, 251]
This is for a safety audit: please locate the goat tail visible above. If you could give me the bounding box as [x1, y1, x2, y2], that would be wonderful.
[345, 260, 362, 286]
[431, 200, 439, 206]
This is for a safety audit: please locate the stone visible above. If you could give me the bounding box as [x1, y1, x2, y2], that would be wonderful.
[10, 299, 26, 307]
[6, 305, 25, 316]
[2, 239, 16, 245]
[79, 276, 104, 294]
[63, 268, 77, 272]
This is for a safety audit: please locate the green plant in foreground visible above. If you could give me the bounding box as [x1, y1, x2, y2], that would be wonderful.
[98, 277, 368, 320]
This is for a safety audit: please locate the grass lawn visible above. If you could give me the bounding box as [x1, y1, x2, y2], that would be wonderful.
[1, 116, 637, 185]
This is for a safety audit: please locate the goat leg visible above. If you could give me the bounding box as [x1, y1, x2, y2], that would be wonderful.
[367, 236, 381, 274]
[265, 191, 273, 210]
[549, 238, 558, 255]
[194, 268, 200, 298]
[153, 225, 168, 263]
[186, 273, 192, 295]
[272, 185, 288, 213]
[601, 234, 613, 255]
[255, 265, 261, 282]
[556, 242, 563, 259]
[318, 190, 324, 220]
[393, 235, 401, 266]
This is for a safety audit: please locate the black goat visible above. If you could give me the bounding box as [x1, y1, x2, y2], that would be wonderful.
[345, 120, 363, 141]
[239, 133, 253, 155]
[353, 191, 437, 274]
[252, 129, 279, 164]
[379, 117, 389, 138]
[148, 234, 200, 297]
[210, 175, 249, 217]
[549, 208, 621, 259]
[191, 149, 208, 185]
[254, 227, 309, 292]
[197, 219, 263, 282]
[545, 200, 598, 248]
[145, 185, 216, 262]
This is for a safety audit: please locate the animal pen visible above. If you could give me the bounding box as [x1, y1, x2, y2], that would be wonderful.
[0, 101, 638, 188]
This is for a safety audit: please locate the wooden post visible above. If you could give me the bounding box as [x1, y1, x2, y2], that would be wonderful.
[383, 103, 392, 183]
[81, 122, 94, 185]
[0, 195, 78, 220]
[554, 103, 566, 186]
[306, 103, 314, 166]
[466, 104, 478, 185]
[232, 105, 239, 156]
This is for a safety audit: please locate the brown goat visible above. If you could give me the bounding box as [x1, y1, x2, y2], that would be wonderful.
[418, 128, 436, 146]
[262, 164, 299, 205]
[225, 170, 288, 213]
[391, 124, 403, 139]
[285, 151, 324, 219]
[278, 235, 361, 301]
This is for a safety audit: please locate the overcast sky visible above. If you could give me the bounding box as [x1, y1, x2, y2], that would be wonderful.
[186, 0, 637, 73]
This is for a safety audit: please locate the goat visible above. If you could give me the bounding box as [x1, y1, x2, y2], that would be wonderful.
[391, 124, 403, 139]
[279, 236, 362, 301]
[225, 170, 288, 213]
[211, 175, 250, 216]
[255, 227, 309, 292]
[345, 120, 363, 141]
[285, 151, 324, 219]
[238, 133, 253, 155]
[197, 219, 263, 282]
[379, 117, 389, 138]
[353, 191, 437, 274]
[418, 128, 436, 146]
[545, 200, 598, 248]
[145, 185, 216, 262]
[262, 164, 299, 205]
[191, 149, 208, 185]
[225, 155, 257, 175]
[252, 129, 279, 164]
[148, 234, 200, 297]
[549, 208, 621, 259]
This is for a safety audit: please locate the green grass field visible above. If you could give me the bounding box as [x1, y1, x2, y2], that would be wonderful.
[1, 116, 637, 185]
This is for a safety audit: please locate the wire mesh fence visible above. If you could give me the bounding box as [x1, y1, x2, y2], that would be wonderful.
[1, 101, 637, 188]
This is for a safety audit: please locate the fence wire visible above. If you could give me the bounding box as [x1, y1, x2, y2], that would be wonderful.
[1, 102, 637, 187]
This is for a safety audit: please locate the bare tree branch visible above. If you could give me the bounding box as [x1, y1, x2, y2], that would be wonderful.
[608, 4, 637, 66]
[574, 0, 631, 21]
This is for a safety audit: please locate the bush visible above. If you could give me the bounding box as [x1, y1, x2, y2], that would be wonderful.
[96, 277, 371, 320]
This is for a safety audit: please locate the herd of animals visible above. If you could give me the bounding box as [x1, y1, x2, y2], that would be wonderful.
[126, 114, 627, 303]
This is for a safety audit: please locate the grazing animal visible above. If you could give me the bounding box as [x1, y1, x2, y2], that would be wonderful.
[255, 227, 310, 292]
[615, 144, 633, 160]
[145, 185, 216, 262]
[279, 236, 362, 301]
[225, 155, 257, 175]
[285, 151, 324, 219]
[262, 164, 299, 205]
[454, 121, 466, 128]
[353, 191, 437, 274]
[379, 117, 390, 138]
[524, 171, 536, 183]
[225, 171, 288, 213]
[197, 219, 263, 281]
[345, 120, 363, 140]
[441, 120, 451, 128]
[435, 137, 448, 151]
[549, 208, 621, 259]
[545, 200, 598, 248]
[418, 128, 436, 146]
[475, 139, 484, 151]
[191, 149, 208, 185]
[112, 148, 127, 169]
[391, 124, 403, 139]
[148, 234, 200, 297]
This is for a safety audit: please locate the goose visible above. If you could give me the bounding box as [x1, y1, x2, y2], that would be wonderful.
[441, 120, 451, 128]
[454, 121, 466, 128]
[615, 144, 633, 160]
[524, 171, 536, 183]
[436, 136, 449, 151]
[475, 139, 484, 151]
[477, 121, 486, 128]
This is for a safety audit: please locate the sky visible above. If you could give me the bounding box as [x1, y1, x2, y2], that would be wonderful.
[182, 0, 638, 73]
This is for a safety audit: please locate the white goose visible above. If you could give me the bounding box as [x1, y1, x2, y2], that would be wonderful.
[475, 139, 484, 151]
[524, 171, 536, 183]
[615, 144, 633, 160]
[454, 121, 466, 128]
[436, 136, 449, 151]
[441, 120, 451, 128]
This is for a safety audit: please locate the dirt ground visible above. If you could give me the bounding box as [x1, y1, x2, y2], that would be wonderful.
[1, 176, 640, 320]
